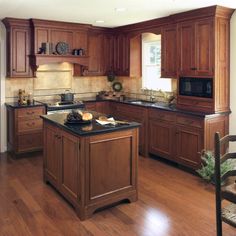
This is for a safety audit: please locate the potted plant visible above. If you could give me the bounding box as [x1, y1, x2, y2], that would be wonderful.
[196, 150, 233, 185]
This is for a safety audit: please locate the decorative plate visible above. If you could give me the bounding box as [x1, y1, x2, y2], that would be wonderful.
[112, 82, 123, 92]
[56, 42, 69, 55]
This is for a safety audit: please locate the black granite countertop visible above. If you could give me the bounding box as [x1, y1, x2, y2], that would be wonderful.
[41, 112, 140, 137]
[82, 97, 230, 118]
[5, 100, 45, 109]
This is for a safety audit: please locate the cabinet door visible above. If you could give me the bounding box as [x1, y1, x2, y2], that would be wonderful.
[161, 25, 177, 78]
[60, 130, 79, 203]
[103, 34, 114, 74]
[44, 125, 60, 187]
[114, 34, 129, 76]
[178, 22, 196, 76]
[149, 119, 174, 160]
[11, 27, 31, 77]
[195, 19, 213, 76]
[176, 126, 203, 169]
[87, 33, 104, 76]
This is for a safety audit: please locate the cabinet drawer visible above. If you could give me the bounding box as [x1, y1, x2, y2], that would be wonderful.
[18, 118, 43, 133]
[176, 115, 203, 128]
[17, 107, 45, 119]
[18, 132, 43, 152]
[178, 97, 213, 111]
[149, 109, 176, 122]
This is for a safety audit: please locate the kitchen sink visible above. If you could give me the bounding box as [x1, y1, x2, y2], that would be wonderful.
[128, 100, 155, 106]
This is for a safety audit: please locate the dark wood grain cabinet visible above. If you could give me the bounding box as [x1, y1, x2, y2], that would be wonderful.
[148, 109, 176, 161]
[3, 18, 32, 78]
[175, 115, 204, 168]
[111, 103, 148, 156]
[161, 25, 177, 78]
[178, 18, 213, 77]
[113, 34, 130, 76]
[6, 105, 45, 155]
[43, 121, 138, 220]
[86, 32, 104, 76]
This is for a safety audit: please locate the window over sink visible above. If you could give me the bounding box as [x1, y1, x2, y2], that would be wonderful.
[142, 33, 172, 92]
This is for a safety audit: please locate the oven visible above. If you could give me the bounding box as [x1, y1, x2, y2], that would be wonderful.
[36, 100, 85, 114]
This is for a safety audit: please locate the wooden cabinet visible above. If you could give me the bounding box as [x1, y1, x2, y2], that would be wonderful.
[84, 101, 110, 114]
[43, 121, 138, 220]
[175, 115, 204, 168]
[148, 109, 176, 160]
[43, 123, 60, 187]
[3, 18, 32, 78]
[113, 34, 130, 76]
[161, 25, 177, 78]
[6, 105, 45, 155]
[44, 123, 80, 205]
[178, 18, 213, 77]
[86, 32, 105, 76]
[111, 103, 148, 156]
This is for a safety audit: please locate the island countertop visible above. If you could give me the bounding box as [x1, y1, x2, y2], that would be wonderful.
[40, 112, 140, 137]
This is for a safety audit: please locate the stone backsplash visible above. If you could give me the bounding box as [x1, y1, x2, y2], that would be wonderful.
[5, 63, 176, 103]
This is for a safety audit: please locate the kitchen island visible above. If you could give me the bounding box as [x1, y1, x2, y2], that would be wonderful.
[41, 112, 140, 220]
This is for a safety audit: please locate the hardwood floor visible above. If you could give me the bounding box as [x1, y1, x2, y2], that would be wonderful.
[0, 152, 235, 236]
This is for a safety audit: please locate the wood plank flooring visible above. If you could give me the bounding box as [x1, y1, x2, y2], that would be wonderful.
[0, 152, 235, 236]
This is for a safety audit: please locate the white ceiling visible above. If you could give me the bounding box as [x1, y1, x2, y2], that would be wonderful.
[0, 0, 236, 28]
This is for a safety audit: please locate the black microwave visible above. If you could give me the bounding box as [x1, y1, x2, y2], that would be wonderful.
[179, 77, 213, 98]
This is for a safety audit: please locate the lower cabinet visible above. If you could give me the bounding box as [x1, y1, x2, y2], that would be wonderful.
[43, 122, 138, 220]
[44, 123, 80, 204]
[111, 103, 148, 156]
[149, 109, 175, 160]
[175, 125, 203, 168]
[148, 108, 228, 169]
[6, 105, 45, 155]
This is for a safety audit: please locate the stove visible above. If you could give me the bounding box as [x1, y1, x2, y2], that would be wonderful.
[36, 99, 85, 113]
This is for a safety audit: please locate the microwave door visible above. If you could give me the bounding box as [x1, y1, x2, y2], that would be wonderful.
[184, 81, 191, 93]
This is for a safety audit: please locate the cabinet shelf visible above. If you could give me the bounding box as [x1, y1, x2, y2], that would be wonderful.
[29, 54, 89, 69]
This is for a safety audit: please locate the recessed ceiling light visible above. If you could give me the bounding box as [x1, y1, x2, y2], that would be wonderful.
[115, 7, 126, 12]
[95, 20, 105, 23]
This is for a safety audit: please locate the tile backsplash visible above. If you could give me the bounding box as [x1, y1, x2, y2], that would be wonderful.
[5, 62, 176, 103]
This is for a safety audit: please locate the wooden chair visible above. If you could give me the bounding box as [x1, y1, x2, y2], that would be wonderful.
[214, 132, 236, 236]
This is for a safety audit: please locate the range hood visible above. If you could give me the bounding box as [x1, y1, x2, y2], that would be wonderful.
[29, 54, 89, 71]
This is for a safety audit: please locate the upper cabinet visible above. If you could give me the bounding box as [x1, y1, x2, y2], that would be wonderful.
[113, 34, 130, 76]
[3, 18, 32, 78]
[178, 18, 213, 77]
[161, 25, 177, 78]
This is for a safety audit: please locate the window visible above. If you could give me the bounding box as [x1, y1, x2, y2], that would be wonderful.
[142, 33, 172, 92]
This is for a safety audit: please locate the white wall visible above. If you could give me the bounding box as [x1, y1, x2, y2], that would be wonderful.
[230, 11, 236, 150]
[0, 22, 6, 153]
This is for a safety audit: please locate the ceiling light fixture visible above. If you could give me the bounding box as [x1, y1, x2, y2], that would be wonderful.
[115, 7, 126, 12]
[95, 20, 105, 23]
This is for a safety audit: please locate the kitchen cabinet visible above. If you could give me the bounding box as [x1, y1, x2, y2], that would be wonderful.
[113, 34, 130, 76]
[43, 119, 138, 220]
[111, 103, 148, 156]
[148, 109, 176, 160]
[84, 101, 110, 114]
[175, 115, 204, 169]
[6, 105, 45, 155]
[178, 18, 213, 77]
[161, 25, 177, 78]
[44, 123, 80, 205]
[3, 18, 32, 78]
[86, 32, 105, 76]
